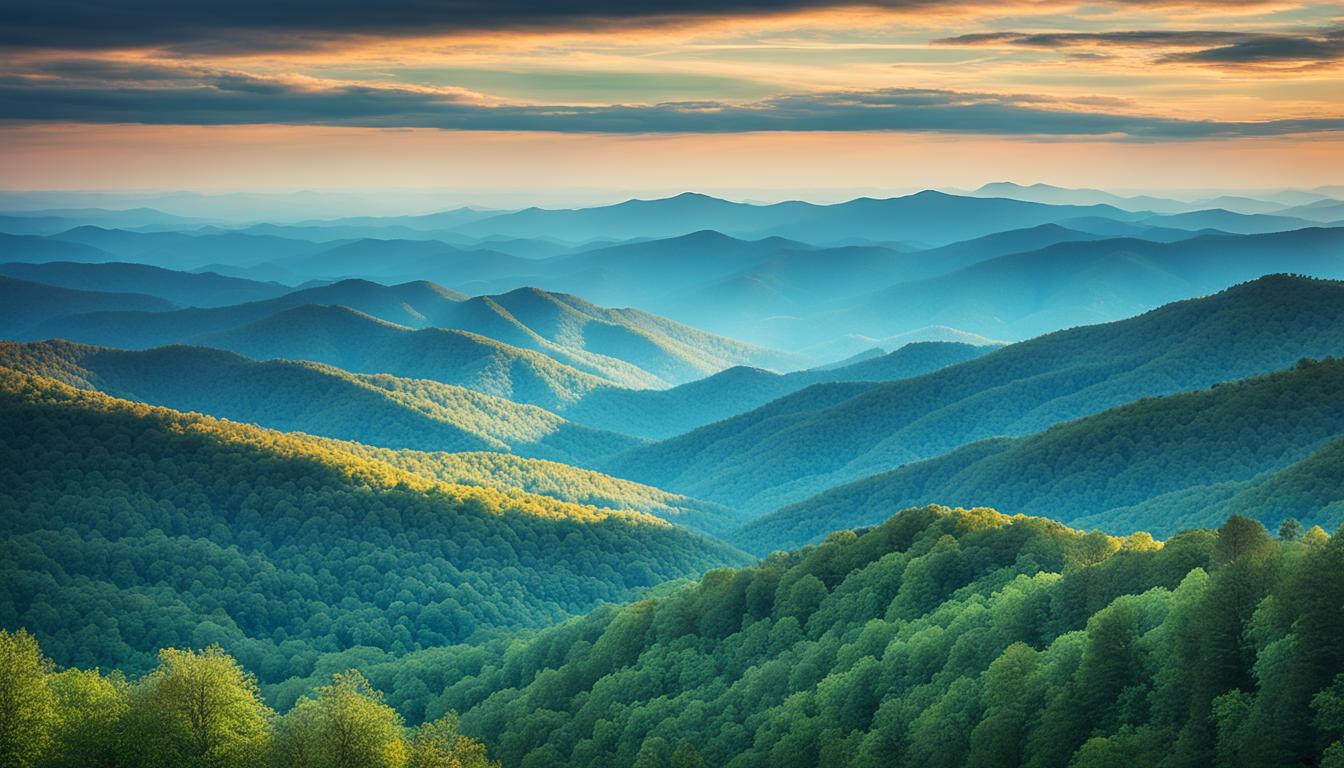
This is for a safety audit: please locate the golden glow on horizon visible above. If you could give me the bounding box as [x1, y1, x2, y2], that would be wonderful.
[5, 123, 1342, 194]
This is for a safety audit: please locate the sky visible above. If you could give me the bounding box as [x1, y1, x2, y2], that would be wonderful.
[1, 0, 1341, 200]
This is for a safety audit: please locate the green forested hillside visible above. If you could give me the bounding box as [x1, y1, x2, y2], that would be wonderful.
[566, 342, 990, 439]
[12, 507, 1340, 768]
[434, 287, 800, 387]
[289, 506, 1343, 768]
[199, 305, 617, 411]
[743, 357, 1344, 551]
[0, 340, 638, 465]
[20, 271, 794, 389]
[0, 368, 747, 689]
[609, 276, 1344, 515]
[335, 450, 744, 537]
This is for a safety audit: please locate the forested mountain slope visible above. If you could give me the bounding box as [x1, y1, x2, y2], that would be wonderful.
[432, 287, 799, 387]
[566, 342, 991, 439]
[608, 276, 1344, 514]
[345, 506, 1344, 768]
[198, 305, 617, 411]
[21, 272, 791, 389]
[0, 260, 291, 307]
[0, 340, 638, 465]
[743, 357, 1344, 551]
[0, 368, 747, 688]
[333, 449, 744, 537]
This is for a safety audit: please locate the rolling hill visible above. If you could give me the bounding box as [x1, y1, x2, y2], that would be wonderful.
[196, 305, 617, 411]
[0, 275, 176, 337]
[334, 449, 743, 537]
[0, 339, 638, 465]
[24, 278, 469, 348]
[342, 505, 1341, 768]
[741, 357, 1344, 551]
[0, 232, 114, 263]
[0, 260, 291, 307]
[564, 341, 992, 439]
[434, 286, 801, 387]
[22, 272, 791, 388]
[606, 275, 1344, 515]
[0, 367, 747, 683]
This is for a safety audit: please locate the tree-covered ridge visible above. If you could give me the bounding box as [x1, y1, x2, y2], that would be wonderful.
[0, 630, 498, 768]
[436, 287, 801, 388]
[333, 449, 744, 537]
[0, 367, 748, 688]
[380, 506, 1341, 768]
[609, 275, 1344, 515]
[17, 268, 797, 391]
[742, 356, 1344, 551]
[0, 339, 639, 465]
[564, 341, 991, 440]
[198, 304, 618, 411]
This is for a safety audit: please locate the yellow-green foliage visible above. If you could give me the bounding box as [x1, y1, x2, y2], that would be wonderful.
[0, 633, 499, 768]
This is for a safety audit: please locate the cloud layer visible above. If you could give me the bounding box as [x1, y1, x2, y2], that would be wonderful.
[2, 61, 1340, 138]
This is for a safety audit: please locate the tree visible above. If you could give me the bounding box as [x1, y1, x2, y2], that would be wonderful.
[47, 667, 129, 768]
[409, 711, 498, 768]
[275, 670, 407, 768]
[0, 629, 58, 768]
[127, 645, 272, 768]
[1279, 518, 1304, 541]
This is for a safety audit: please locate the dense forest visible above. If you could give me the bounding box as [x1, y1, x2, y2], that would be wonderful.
[12, 507, 1340, 768]
[404, 506, 1342, 768]
[0, 367, 746, 691]
[741, 356, 1344, 551]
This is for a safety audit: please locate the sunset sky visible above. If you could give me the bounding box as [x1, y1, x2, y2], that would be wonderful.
[2, 0, 1341, 198]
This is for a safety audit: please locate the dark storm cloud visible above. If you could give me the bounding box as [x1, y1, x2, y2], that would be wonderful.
[936, 28, 1344, 67]
[0, 0, 1285, 53]
[0, 1, 926, 52]
[1, 61, 1341, 138]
